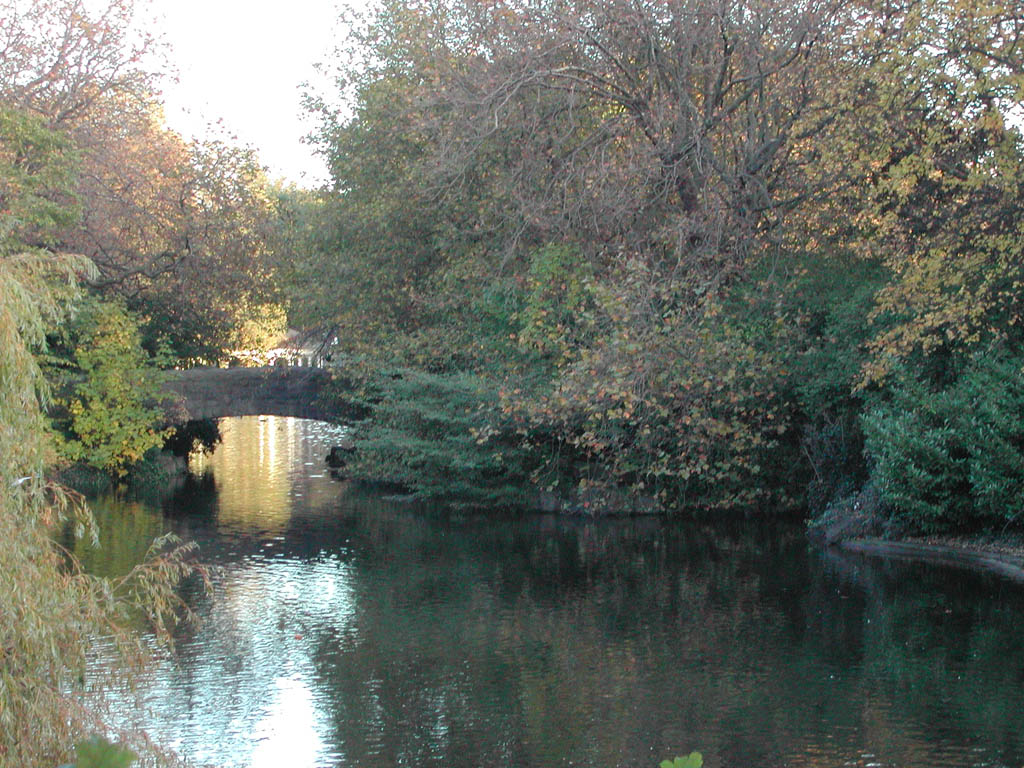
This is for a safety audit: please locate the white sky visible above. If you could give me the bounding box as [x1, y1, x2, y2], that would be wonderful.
[150, 0, 349, 187]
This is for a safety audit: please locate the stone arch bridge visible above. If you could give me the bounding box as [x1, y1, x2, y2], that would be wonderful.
[164, 366, 343, 424]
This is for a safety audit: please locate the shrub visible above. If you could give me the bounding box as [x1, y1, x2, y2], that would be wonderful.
[347, 367, 540, 509]
[862, 349, 1024, 532]
[49, 298, 172, 478]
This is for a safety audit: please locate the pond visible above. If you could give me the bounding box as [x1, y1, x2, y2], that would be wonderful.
[74, 416, 1024, 768]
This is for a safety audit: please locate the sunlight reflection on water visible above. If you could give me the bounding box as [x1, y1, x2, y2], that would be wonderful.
[79, 416, 1024, 768]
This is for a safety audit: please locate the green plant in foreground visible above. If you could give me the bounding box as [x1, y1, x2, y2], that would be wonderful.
[58, 736, 137, 768]
[660, 752, 703, 768]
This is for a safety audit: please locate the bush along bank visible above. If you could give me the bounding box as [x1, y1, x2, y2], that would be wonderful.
[284, 0, 1024, 543]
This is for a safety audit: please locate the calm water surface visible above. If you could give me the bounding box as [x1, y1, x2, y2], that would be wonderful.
[78, 416, 1024, 768]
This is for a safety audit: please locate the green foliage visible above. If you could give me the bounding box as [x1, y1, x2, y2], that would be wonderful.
[295, 61, 457, 354]
[862, 377, 969, 530]
[517, 244, 593, 361]
[863, 349, 1024, 532]
[660, 753, 703, 768]
[69, 736, 137, 768]
[0, 104, 79, 250]
[50, 298, 171, 478]
[0, 251, 92, 488]
[0, 248, 203, 765]
[347, 367, 540, 509]
[780, 254, 890, 420]
[767, 252, 892, 514]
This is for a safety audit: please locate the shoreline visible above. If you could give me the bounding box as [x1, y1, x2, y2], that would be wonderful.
[834, 536, 1024, 583]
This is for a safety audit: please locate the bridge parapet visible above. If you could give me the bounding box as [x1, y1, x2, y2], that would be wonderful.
[164, 366, 336, 423]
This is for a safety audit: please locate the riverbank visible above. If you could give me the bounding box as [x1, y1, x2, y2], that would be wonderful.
[833, 535, 1024, 583]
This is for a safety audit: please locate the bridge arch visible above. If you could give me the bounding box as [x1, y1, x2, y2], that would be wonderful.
[164, 367, 337, 424]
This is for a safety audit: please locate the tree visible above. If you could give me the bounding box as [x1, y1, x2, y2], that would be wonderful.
[784, 0, 1024, 383]
[49, 297, 171, 478]
[303, 0, 1024, 517]
[312, 0, 861, 329]
[2, 0, 285, 365]
[301, 0, 869, 509]
[0, 103, 200, 764]
[0, 103, 79, 250]
[0, 0, 159, 125]
[862, 349, 1024, 532]
[862, 16, 1024, 381]
[66, 107, 283, 362]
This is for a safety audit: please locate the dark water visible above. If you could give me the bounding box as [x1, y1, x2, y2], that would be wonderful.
[77, 416, 1024, 768]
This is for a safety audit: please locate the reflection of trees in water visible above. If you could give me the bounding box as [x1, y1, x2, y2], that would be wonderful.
[297, 502, 1024, 768]
[812, 549, 1024, 762]
[75, 468, 1024, 767]
[67, 496, 170, 579]
[161, 470, 219, 519]
[298, 507, 792, 767]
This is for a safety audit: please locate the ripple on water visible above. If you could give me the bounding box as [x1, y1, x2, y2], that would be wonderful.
[78, 416, 1024, 768]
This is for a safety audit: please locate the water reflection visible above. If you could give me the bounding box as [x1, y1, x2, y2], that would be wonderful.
[79, 416, 1024, 768]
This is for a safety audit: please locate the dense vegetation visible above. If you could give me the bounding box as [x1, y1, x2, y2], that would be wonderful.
[0, 0, 262, 762]
[1, 0, 1023, 759]
[0, 129, 198, 768]
[283, 0, 1024, 534]
[1, 0, 296, 480]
